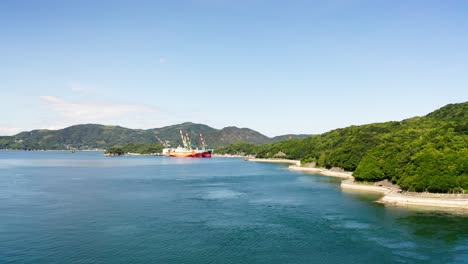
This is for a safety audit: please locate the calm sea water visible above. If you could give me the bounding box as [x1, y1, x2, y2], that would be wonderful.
[1, 151, 468, 264]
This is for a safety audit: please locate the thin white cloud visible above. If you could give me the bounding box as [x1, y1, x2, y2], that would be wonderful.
[0, 126, 23, 136]
[38, 95, 162, 128]
[159, 57, 167, 64]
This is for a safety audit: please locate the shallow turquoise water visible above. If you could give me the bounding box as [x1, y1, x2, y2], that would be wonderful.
[1, 151, 468, 263]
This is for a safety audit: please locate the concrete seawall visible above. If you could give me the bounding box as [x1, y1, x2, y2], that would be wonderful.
[341, 180, 468, 209]
[340, 179, 391, 194]
[379, 194, 468, 209]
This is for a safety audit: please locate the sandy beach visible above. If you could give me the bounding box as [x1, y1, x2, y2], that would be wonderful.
[288, 165, 353, 178]
[340, 179, 392, 194]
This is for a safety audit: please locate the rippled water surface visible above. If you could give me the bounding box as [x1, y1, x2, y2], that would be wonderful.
[1, 151, 468, 263]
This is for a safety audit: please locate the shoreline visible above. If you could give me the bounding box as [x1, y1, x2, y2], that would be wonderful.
[104, 152, 161, 156]
[286, 164, 468, 210]
[246, 158, 300, 166]
[340, 178, 392, 194]
[288, 165, 353, 178]
[341, 179, 468, 209]
[379, 193, 468, 209]
[212, 154, 245, 158]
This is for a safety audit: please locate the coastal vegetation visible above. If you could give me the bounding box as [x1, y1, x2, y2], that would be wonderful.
[215, 142, 257, 156]
[104, 143, 164, 156]
[217, 102, 468, 193]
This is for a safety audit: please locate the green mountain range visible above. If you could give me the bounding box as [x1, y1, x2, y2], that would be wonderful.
[0, 122, 307, 150]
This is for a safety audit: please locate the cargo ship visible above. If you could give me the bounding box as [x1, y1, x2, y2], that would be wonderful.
[164, 129, 213, 158]
[168, 147, 212, 158]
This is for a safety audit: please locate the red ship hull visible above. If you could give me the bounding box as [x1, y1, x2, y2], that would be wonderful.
[202, 152, 212, 158]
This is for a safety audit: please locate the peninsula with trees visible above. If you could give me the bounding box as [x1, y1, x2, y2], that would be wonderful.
[217, 102, 467, 194]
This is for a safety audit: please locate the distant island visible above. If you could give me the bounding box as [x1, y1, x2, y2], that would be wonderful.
[104, 143, 164, 156]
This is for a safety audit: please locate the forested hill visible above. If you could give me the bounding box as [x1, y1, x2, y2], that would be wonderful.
[0, 122, 307, 150]
[217, 102, 468, 193]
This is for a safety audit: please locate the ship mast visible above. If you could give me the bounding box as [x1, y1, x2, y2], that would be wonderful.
[155, 135, 166, 147]
[179, 129, 187, 148]
[185, 132, 192, 149]
[199, 131, 206, 150]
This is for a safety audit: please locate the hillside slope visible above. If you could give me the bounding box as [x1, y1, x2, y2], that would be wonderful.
[220, 102, 468, 193]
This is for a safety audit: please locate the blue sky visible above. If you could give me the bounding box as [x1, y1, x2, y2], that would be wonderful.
[1, 0, 467, 136]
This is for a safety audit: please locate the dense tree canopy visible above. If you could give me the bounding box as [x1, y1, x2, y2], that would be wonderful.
[216, 142, 257, 156]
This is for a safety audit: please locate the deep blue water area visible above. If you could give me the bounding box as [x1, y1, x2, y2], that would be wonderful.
[1, 151, 468, 263]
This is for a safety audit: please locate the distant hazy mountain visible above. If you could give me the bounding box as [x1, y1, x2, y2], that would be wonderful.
[0, 122, 310, 150]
